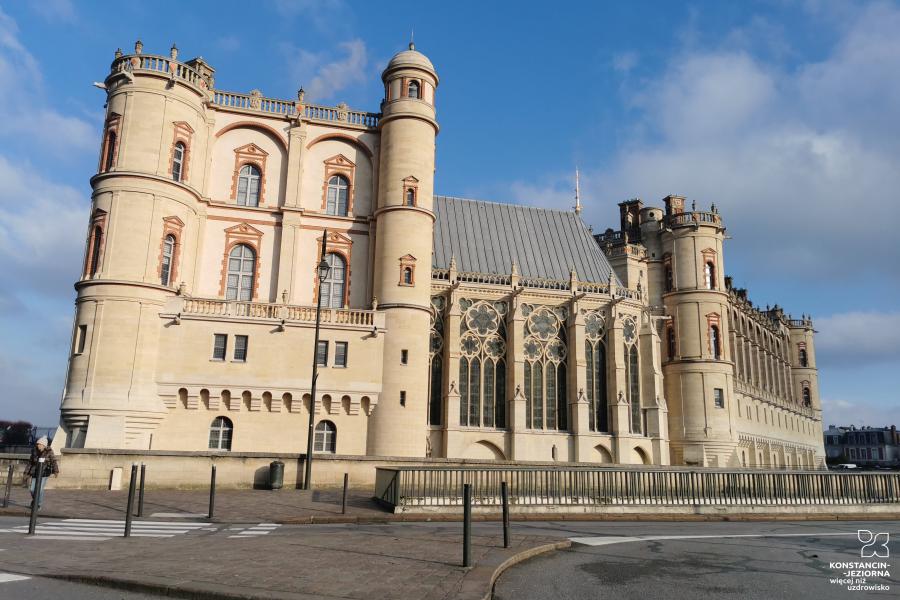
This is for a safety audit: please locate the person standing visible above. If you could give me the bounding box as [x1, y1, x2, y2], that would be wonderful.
[26, 437, 59, 509]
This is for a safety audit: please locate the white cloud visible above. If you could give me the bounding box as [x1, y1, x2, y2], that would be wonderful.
[822, 396, 900, 429]
[283, 39, 368, 102]
[566, 2, 900, 285]
[0, 7, 97, 154]
[30, 0, 77, 23]
[612, 51, 638, 73]
[815, 311, 900, 367]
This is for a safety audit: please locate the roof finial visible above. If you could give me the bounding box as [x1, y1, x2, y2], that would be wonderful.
[409, 29, 415, 51]
[573, 166, 582, 215]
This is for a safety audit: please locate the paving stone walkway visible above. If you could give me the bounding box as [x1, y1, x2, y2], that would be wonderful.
[1, 486, 393, 523]
[0, 516, 565, 600]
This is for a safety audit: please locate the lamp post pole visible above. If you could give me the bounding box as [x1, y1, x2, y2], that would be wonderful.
[303, 230, 329, 490]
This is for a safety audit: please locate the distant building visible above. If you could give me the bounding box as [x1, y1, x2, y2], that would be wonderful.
[824, 425, 900, 467]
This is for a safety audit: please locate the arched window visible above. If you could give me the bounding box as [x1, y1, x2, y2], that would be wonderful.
[319, 253, 346, 308]
[226, 244, 256, 301]
[802, 386, 811, 407]
[428, 296, 445, 426]
[523, 306, 566, 431]
[402, 266, 413, 285]
[585, 312, 608, 433]
[405, 187, 416, 207]
[314, 420, 336, 453]
[627, 343, 641, 434]
[88, 226, 103, 277]
[172, 142, 185, 182]
[326, 175, 349, 216]
[236, 164, 261, 207]
[407, 80, 420, 99]
[104, 131, 116, 172]
[459, 300, 507, 429]
[704, 261, 716, 289]
[799, 348, 808, 367]
[208, 416, 233, 450]
[710, 325, 721, 359]
[160, 234, 176, 286]
[667, 326, 676, 360]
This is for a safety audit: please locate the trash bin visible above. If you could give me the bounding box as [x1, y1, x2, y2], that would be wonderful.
[269, 460, 284, 490]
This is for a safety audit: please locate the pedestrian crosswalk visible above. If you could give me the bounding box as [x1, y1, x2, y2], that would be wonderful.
[227, 523, 281, 538]
[0, 518, 215, 541]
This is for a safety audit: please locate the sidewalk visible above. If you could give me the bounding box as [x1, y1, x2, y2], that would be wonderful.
[0, 517, 567, 600]
[0, 486, 393, 523]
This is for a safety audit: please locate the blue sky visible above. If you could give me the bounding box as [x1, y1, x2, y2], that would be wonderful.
[0, 0, 898, 427]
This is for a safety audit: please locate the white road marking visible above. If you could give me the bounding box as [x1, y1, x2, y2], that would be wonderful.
[570, 532, 863, 547]
[228, 523, 281, 538]
[149, 513, 208, 518]
[1, 518, 217, 541]
[0, 572, 30, 583]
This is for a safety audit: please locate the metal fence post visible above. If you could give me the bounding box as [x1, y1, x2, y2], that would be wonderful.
[27, 459, 45, 535]
[208, 464, 217, 519]
[2, 464, 13, 509]
[124, 464, 137, 537]
[463, 483, 472, 567]
[341, 473, 349, 515]
[137, 463, 146, 517]
[501, 480, 510, 548]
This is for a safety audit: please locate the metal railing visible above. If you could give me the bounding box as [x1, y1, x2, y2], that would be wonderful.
[375, 466, 900, 509]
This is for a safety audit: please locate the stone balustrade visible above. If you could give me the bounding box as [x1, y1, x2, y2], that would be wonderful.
[665, 211, 723, 228]
[431, 268, 636, 300]
[175, 297, 381, 328]
[110, 53, 208, 89]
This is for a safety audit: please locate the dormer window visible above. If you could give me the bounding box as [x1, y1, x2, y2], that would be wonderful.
[407, 80, 420, 99]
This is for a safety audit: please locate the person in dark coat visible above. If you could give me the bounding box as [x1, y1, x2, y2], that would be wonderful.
[26, 436, 59, 509]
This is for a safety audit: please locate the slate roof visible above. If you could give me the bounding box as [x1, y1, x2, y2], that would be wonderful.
[432, 195, 620, 284]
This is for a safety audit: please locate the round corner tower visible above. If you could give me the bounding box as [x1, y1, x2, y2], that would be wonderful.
[659, 196, 737, 467]
[60, 42, 213, 449]
[367, 43, 439, 457]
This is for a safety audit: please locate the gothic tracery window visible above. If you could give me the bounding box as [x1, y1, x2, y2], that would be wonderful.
[523, 305, 568, 431]
[623, 316, 641, 435]
[428, 295, 445, 426]
[585, 311, 608, 433]
[459, 299, 507, 428]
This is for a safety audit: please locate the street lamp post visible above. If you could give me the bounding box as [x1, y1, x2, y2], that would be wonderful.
[303, 231, 330, 490]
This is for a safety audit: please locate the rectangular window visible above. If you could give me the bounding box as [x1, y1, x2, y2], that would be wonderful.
[713, 388, 725, 408]
[233, 335, 248, 362]
[400, 391, 406, 406]
[75, 324, 87, 354]
[212, 334, 227, 360]
[334, 342, 348, 367]
[316, 340, 329, 367]
[401, 349, 408, 365]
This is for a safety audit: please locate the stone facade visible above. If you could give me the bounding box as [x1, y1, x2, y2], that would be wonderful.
[55, 41, 825, 470]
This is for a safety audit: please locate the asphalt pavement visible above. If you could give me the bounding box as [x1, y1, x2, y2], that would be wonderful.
[495, 520, 900, 599]
[0, 573, 167, 599]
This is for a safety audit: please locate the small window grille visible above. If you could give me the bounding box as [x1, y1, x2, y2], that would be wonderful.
[714, 388, 725, 408]
[335, 342, 348, 367]
[316, 341, 329, 366]
[213, 334, 227, 360]
[233, 335, 248, 362]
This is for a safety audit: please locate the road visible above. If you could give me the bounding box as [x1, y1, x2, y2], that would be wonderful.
[495, 520, 900, 599]
[0, 516, 896, 599]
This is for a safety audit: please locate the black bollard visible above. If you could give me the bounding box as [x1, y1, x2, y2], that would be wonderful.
[137, 463, 146, 517]
[463, 483, 472, 567]
[124, 464, 137, 537]
[2, 464, 13, 509]
[27, 459, 45, 535]
[341, 473, 349, 515]
[501, 480, 510, 548]
[208, 464, 217, 520]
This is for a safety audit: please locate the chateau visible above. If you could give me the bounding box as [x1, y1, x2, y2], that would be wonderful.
[56, 41, 825, 472]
